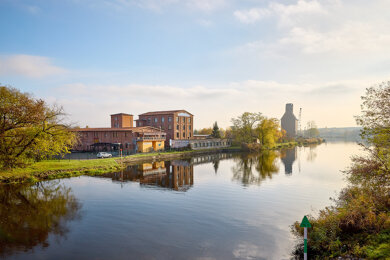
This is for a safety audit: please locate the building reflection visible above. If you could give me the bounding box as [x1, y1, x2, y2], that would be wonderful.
[102, 154, 233, 191]
[280, 147, 297, 175]
[103, 161, 194, 191]
[0, 182, 81, 258]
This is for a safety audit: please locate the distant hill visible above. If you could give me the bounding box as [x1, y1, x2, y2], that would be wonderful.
[318, 127, 362, 142]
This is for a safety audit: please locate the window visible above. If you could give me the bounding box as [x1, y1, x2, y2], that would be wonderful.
[189, 133, 191, 137]
[162, 117, 165, 123]
[168, 117, 172, 122]
[104, 133, 108, 137]
[183, 132, 185, 138]
[139, 122, 142, 126]
[189, 118, 191, 123]
[189, 125, 191, 130]
[183, 117, 186, 123]
[176, 132, 179, 138]
[125, 132, 127, 137]
[176, 116, 179, 122]
[154, 117, 158, 123]
[85, 133, 88, 137]
[183, 125, 185, 130]
[94, 132, 98, 137]
[148, 117, 151, 123]
[176, 125, 179, 130]
[168, 125, 172, 130]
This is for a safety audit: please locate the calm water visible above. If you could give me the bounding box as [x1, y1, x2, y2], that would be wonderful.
[1, 142, 361, 260]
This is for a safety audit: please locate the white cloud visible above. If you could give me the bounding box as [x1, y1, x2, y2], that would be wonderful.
[233, 0, 390, 56]
[234, 0, 326, 25]
[280, 22, 390, 55]
[269, 0, 326, 27]
[186, 0, 226, 12]
[234, 8, 270, 24]
[0, 55, 66, 78]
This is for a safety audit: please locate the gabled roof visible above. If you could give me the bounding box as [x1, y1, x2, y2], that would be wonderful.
[139, 110, 193, 116]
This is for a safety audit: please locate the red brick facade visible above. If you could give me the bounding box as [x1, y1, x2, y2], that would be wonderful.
[111, 113, 133, 128]
[72, 127, 165, 154]
[135, 110, 194, 142]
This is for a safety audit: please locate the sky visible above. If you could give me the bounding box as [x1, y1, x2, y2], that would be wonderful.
[1, 0, 390, 129]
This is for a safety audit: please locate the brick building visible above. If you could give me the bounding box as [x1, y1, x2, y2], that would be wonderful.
[135, 110, 194, 142]
[72, 113, 166, 154]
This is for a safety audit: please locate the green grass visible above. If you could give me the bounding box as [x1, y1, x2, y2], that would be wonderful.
[0, 158, 121, 184]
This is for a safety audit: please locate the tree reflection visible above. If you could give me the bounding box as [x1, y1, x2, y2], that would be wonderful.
[306, 144, 318, 162]
[232, 151, 279, 186]
[213, 159, 220, 174]
[0, 181, 81, 257]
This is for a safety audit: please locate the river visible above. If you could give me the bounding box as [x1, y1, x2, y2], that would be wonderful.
[0, 142, 361, 260]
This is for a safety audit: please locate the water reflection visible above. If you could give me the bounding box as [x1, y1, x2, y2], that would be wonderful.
[101, 154, 233, 191]
[306, 144, 318, 162]
[280, 147, 297, 175]
[0, 181, 81, 257]
[102, 161, 194, 191]
[231, 151, 279, 186]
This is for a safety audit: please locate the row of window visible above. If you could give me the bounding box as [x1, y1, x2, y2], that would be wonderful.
[193, 141, 231, 148]
[147, 116, 191, 124]
[84, 132, 130, 138]
[176, 125, 191, 131]
[176, 132, 192, 138]
[140, 124, 191, 131]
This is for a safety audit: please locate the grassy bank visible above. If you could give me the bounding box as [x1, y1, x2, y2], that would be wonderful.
[0, 158, 122, 184]
[0, 138, 324, 184]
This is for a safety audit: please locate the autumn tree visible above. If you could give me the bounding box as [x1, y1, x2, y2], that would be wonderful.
[195, 127, 213, 135]
[231, 112, 264, 143]
[231, 112, 282, 147]
[305, 120, 319, 138]
[256, 117, 282, 148]
[0, 86, 77, 169]
[211, 121, 221, 138]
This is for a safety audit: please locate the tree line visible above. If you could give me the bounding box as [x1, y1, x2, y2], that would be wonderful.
[195, 112, 286, 149]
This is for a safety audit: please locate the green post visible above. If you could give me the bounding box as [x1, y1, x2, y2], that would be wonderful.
[300, 215, 311, 260]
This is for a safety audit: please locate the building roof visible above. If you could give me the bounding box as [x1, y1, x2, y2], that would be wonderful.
[71, 126, 165, 133]
[110, 113, 133, 116]
[139, 110, 193, 116]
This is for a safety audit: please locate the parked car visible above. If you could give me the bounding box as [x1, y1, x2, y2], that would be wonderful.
[97, 152, 112, 158]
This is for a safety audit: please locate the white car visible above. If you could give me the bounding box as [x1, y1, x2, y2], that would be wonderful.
[97, 152, 112, 158]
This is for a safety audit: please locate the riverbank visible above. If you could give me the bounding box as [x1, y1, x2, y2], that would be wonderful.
[0, 138, 324, 184]
[0, 148, 240, 184]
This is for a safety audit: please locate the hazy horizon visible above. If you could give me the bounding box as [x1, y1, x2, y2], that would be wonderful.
[1, 0, 389, 129]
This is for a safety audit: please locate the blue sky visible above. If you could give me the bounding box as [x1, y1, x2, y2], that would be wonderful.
[1, 0, 390, 128]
